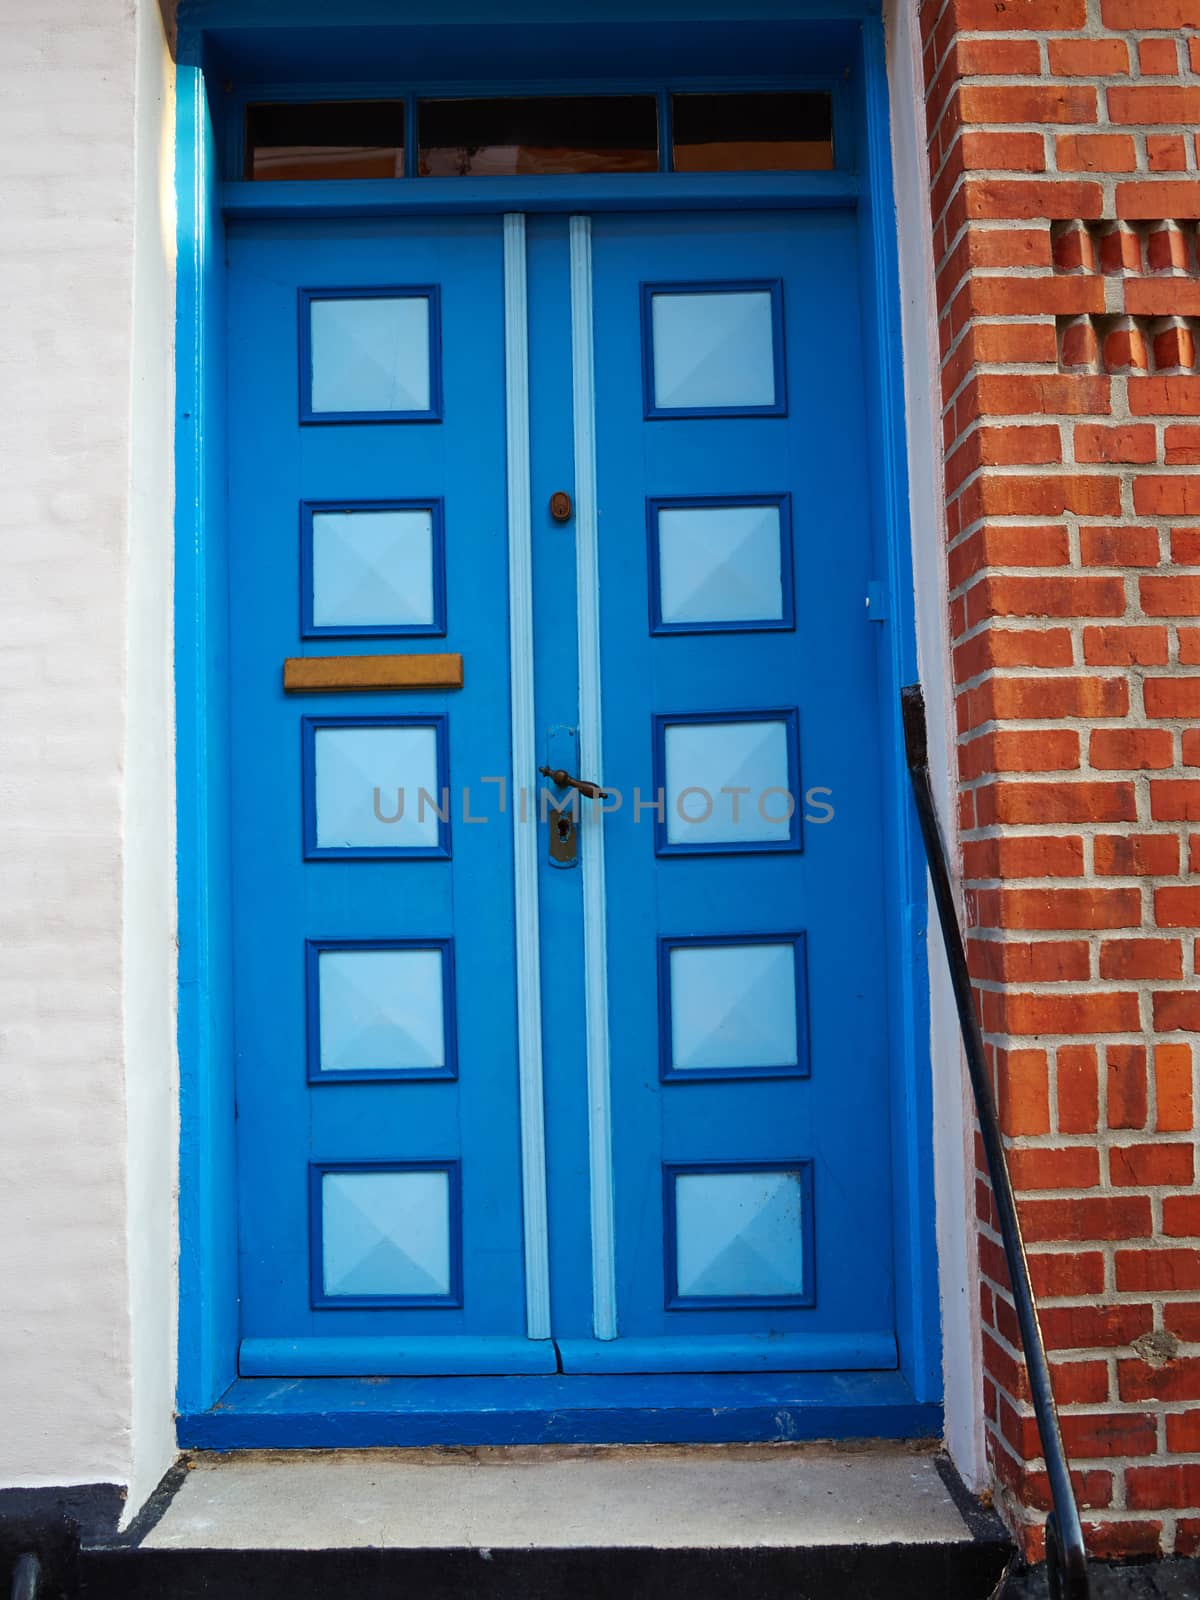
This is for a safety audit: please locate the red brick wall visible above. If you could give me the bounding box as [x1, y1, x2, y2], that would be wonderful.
[919, 0, 1200, 1560]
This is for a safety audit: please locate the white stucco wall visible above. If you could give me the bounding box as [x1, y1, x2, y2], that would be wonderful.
[0, 0, 177, 1512]
[885, 0, 987, 1488]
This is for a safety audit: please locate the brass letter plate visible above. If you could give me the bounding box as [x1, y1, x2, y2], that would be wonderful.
[283, 654, 464, 693]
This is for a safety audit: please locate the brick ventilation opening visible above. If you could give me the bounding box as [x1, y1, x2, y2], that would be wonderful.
[922, 0, 1200, 1562]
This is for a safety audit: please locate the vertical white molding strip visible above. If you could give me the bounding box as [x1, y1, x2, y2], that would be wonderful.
[503, 212, 552, 1341]
[569, 215, 618, 1339]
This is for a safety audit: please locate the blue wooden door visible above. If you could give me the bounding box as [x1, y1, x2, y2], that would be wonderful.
[225, 207, 898, 1384]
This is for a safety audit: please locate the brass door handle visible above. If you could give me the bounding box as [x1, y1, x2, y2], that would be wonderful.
[538, 765, 610, 801]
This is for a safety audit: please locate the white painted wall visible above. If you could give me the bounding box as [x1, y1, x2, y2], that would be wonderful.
[0, 0, 177, 1514]
[884, 0, 987, 1488]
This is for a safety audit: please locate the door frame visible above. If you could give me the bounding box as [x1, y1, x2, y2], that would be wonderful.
[174, 0, 941, 1446]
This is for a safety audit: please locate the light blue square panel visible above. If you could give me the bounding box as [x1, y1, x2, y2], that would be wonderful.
[663, 719, 792, 846]
[311, 509, 436, 630]
[674, 1169, 807, 1300]
[318, 948, 446, 1074]
[321, 1169, 451, 1298]
[670, 943, 797, 1072]
[657, 503, 784, 626]
[650, 289, 777, 411]
[309, 294, 431, 415]
[314, 724, 440, 850]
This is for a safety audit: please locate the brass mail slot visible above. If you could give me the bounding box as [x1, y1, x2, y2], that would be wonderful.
[283, 653, 464, 693]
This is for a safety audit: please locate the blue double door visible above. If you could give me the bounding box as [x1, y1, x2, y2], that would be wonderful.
[227, 207, 899, 1384]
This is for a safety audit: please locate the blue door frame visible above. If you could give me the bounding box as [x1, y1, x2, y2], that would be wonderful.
[174, 0, 941, 1447]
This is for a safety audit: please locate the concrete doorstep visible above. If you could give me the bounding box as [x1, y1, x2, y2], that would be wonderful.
[71, 1441, 1017, 1600]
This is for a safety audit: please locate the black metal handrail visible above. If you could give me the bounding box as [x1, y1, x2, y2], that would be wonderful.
[902, 684, 1090, 1600]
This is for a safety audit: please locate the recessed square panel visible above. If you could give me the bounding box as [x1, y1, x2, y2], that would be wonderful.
[642, 281, 785, 417]
[650, 497, 792, 632]
[301, 288, 441, 421]
[303, 716, 449, 858]
[663, 936, 807, 1079]
[667, 1163, 814, 1306]
[655, 712, 801, 854]
[305, 503, 444, 636]
[313, 1164, 460, 1306]
[309, 941, 455, 1081]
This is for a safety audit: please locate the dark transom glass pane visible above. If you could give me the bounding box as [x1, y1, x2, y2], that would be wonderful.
[418, 96, 658, 177]
[671, 92, 834, 173]
[246, 101, 405, 181]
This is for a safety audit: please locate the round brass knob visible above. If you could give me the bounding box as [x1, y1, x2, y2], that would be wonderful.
[549, 491, 573, 523]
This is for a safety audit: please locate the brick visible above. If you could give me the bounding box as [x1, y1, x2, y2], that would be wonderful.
[1166, 1413, 1200, 1453]
[1157, 887, 1200, 927]
[949, 526, 1070, 589]
[1080, 1522, 1163, 1559]
[1139, 38, 1180, 75]
[972, 575, 1125, 619]
[1060, 316, 1101, 371]
[1110, 1142, 1195, 1187]
[1040, 1303, 1153, 1351]
[1129, 378, 1200, 416]
[1030, 1250, 1106, 1300]
[954, 37, 1045, 77]
[967, 277, 1104, 318]
[957, 85, 1098, 127]
[998, 1049, 1051, 1137]
[1165, 1197, 1200, 1236]
[957, 130, 1047, 174]
[1119, 181, 1200, 221]
[975, 782, 1135, 825]
[1009, 1145, 1100, 1191]
[1153, 320, 1197, 372]
[1102, 0, 1200, 21]
[1079, 526, 1160, 567]
[1055, 134, 1137, 176]
[1117, 1248, 1200, 1291]
[1026, 1196, 1153, 1246]
[1109, 1046, 1149, 1131]
[1156, 991, 1200, 1032]
[1074, 426, 1156, 465]
[1147, 135, 1188, 174]
[1151, 784, 1200, 823]
[1053, 221, 1095, 273]
[983, 989, 1141, 1035]
[1140, 576, 1200, 616]
[1124, 280, 1200, 316]
[968, 676, 1128, 722]
[1108, 89, 1200, 129]
[1094, 834, 1179, 876]
[1127, 1465, 1200, 1510]
[1156, 1043, 1194, 1133]
[1048, 39, 1128, 78]
[1100, 938, 1183, 980]
[970, 936, 1090, 982]
[1147, 222, 1191, 275]
[963, 474, 1122, 521]
[957, 628, 1075, 678]
[1145, 679, 1200, 717]
[1084, 627, 1169, 666]
[1097, 222, 1143, 275]
[956, 0, 1087, 26]
[960, 729, 1080, 778]
[1057, 1045, 1099, 1135]
[1103, 318, 1150, 373]
[962, 178, 1104, 222]
[1059, 1412, 1158, 1459]
[1134, 478, 1200, 517]
[967, 373, 1110, 419]
[1090, 729, 1174, 769]
[1166, 430, 1200, 468]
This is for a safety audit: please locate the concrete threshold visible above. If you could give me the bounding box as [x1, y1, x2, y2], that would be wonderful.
[138, 1440, 978, 1552]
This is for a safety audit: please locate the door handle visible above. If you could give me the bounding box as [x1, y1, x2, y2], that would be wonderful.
[538, 765, 610, 801]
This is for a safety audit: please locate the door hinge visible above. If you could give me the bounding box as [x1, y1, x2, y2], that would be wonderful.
[866, 581, 888, 623]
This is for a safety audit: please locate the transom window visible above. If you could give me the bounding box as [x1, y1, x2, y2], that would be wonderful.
[243, 90, 834, 180]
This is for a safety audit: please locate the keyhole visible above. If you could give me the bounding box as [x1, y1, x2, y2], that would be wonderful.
[556, 816, 572, 841]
